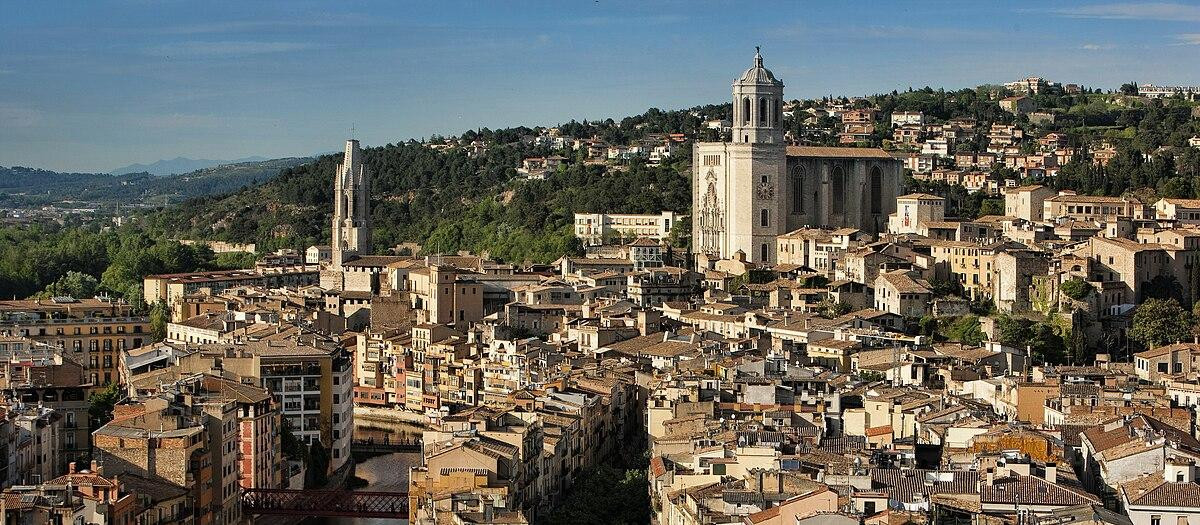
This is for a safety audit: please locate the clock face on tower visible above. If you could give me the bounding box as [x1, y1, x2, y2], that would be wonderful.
[756, 182, 775, 200]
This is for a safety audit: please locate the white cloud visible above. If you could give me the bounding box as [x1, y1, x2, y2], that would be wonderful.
[144, 41, 320, 57]
[131, 113, 279, 130]
[155, 14, 380, 35]
[1051, 3, 1200, 22]
[0, 105, 42, 128]
[135, 113, 224, 129]
[1080, 43, 1117, 50]
[769, 23, 1000, 42]
[1175, 33, 1200, 45]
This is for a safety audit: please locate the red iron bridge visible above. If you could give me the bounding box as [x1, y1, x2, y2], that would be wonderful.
[241, 489, 409, 518]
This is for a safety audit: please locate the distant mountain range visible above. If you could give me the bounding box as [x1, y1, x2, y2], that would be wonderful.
[1, 157, 311, 209]
[110, 156, 270, 177]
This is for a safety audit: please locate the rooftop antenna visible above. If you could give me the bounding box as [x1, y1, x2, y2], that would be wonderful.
[350, 123, 356, 140]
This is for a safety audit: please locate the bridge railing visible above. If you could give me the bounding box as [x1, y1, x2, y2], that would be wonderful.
[242, 489, 409, 518]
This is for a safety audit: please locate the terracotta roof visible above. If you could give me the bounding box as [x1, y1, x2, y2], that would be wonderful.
[786, 145, 895, 159]
[898, 193, 945, 201]
[1047, 194, 1130, 203]
[1162, 198, 1200, 208]
[1121, 474, 1200, 508]
[866, 425, 893, 437]
[877, 271, 931, 294]
[1135, 342, 1200, 360]
[650, 456, 667, 478]
[341, 255, 412, 267]
[745, 505, 780, 524]
[871, 469, 978, 504]
[981, 474, 1098, 506]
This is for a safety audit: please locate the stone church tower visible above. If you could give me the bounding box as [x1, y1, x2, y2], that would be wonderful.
[693, 49, 902, 267]
[332, 139, 371, 264]
[694, 48, 789, 265]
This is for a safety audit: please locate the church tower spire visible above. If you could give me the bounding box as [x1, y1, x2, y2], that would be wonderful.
[732, 47, 785, 144]
[331, 138, 371, 264]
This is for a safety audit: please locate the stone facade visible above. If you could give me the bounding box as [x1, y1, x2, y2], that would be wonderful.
[694, 50, 901, 265]
[332, 139, 372, 265]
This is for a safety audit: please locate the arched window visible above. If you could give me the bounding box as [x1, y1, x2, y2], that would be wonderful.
[760, 243, 769, 262]
[831, 166, 845, 215]
[759, 98, 768, 125]
[742, 97, 751, 125]
[791, 165, 804, 213]
[776, 98, 783, 124]
[870, 166, 883, 214]
[761, 209, 770, 227]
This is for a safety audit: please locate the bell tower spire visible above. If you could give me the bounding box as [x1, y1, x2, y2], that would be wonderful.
[731, 47, 785, 144]
[331, 138, 372, 264]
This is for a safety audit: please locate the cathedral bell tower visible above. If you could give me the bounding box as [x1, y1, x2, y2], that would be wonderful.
[693, 48, 789, 268]
[731, 47, 785, 145]
[331, 139, 371, 265]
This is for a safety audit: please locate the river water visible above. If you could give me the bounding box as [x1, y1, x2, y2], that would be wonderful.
[311, 451, 422, 524]
[309, 417, 424, 524]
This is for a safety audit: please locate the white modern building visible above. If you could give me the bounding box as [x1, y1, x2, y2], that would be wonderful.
[573, 211, 683, 246]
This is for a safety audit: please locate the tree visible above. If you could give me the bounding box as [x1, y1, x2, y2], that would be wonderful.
[994, 315, 1067, 364]
[88, 382, 123, 428]
[918, 315, 938, 337]
[667, 218, 691, 251]
[1119, 82, 1139, 96]
[544, 463, 650, 525]
[280, 418, 309, 463]
[943, 316, 985, 345]
[1130, 298, 1193, 348]
[307, 440, 330, 488]
[978, 199, 1005, 216]
[38, 270, 99, 299]
[149, 301, 170, 342]
[1060, 278, 1093, 301]
[928, 277, 961, 298]
[816, 298, 853, 318]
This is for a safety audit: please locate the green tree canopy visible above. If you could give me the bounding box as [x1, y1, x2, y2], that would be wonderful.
[1130, 298, 1193, 349]
[1060, 278, 1093, 301]
[943, 315, 985, 346]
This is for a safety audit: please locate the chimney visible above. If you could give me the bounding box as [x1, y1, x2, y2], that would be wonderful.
[483, 500, 494, 522]
[985, 467, 995, 487]
[757, 469, 765, 498]
[1044, 462, 1057, 484]
[69, 461, 77, 474]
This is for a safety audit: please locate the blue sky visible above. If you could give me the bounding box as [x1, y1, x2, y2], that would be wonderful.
[2, 1, 1199, 172]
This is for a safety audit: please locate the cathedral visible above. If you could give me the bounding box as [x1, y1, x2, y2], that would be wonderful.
[692, 49, 902, 265]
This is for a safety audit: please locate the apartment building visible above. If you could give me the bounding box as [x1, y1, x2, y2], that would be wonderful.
[143, 268, 319, 307]
[887, 193, 946, 235]
[1004, 185, 1056, 222]
[151, 335, 354, 478]
[776, 228, 869, 276]
[93, 398, 228, 525]
[573, 212, 683, 246]
[0, 337, 92, 476]
[0, 297, 148, 386]
[1155, 198, 1200, 225]
[406, 265, 484, 326]
[1043, 194, 1146, 223]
